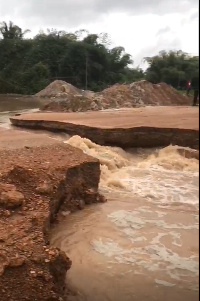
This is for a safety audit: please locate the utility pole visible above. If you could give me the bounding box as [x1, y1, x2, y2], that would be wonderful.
[85, 52, 88, 90]
[177, 73, 180, 90]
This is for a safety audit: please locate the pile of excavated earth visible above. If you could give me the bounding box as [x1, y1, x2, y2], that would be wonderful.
[36, 80, 191, 112]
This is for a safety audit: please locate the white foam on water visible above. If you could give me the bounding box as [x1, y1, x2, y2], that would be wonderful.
[155, 279, 176, 287]
[91, 205, 199, 282]
[108, 208, 199, 232]
[63, 135, 199, 292]
[92, 237, 199, 277]
[138, 145, 199, 173]
[66, 136, 199, 207]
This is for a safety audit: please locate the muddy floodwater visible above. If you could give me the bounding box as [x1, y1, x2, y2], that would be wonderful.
[0, 95, 40, 128]
[0, 96, 199, 301]
[51, 137, 199, 301]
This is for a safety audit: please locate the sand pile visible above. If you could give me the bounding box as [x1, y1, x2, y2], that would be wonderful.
[35, 80, 83, 98]
[93, 84, 143, 109]
[38, 80, 190, 112]
[98, 80, 190, 107]
[41, 94, 100, 112]
[36, 80, 99, 112]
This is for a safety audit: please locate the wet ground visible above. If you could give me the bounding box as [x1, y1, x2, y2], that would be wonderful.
[0, 95, 68, 148]
[1, 96, 199, 301]
[0, 95, 41, 128]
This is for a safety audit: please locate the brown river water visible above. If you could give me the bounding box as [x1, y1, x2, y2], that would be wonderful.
[0, 95, 41, 128]
[0, 96, 199, 301]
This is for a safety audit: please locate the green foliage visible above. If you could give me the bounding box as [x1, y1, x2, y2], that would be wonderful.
[0, 21, 144, 94]
[0, 77, 22, 94]
[1, 22, 198, 95]
[145, 50, 199, 89]
[20, 62, 50, 94]
[0, 21, 30, 39]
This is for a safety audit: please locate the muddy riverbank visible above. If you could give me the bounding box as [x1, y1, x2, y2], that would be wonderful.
[0, 142, 106, 301]
[0, 100, 199, 301]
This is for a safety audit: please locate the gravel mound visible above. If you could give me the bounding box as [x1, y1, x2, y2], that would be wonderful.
[37, 80, 190, 112]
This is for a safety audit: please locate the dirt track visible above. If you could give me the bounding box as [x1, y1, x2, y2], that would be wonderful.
[10, 107, 199, 149]
[0, 128, 60, 149]
[11, 106, 199, 129]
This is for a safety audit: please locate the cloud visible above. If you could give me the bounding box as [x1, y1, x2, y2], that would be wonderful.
[189, 10, 199, 21]
[0, 0, 198, 68]
[0, 0, 199, 27]
[95, 0, 198, 15]
[156, 27, 172, 37]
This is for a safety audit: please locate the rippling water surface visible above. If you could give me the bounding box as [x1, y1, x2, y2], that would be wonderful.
[51, 137, 199, 301]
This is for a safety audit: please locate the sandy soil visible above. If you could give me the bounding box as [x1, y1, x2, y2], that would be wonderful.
[0, 128, 60, 150]
[10, 107, 199, 149]
[37, 80, 192, 112]
[11, 106, 199, 130]
[0, 133, 103, 300]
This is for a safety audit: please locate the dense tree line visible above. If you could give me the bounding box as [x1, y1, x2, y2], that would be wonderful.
[0, 22, 144, 94]
[145, 50, 199, 90]
[0, 22, 199, 94]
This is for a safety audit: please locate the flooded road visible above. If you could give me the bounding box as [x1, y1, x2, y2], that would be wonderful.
[0, 95, 41, 128]
[0, 96, 199, 301]
[51, 137, 199, 301]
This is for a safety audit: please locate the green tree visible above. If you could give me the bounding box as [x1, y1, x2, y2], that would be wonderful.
[20, 62, 50, 94]
[0, 21, 145, 94]
[0, 21, 30, 39]
[145, 50, 199, 89]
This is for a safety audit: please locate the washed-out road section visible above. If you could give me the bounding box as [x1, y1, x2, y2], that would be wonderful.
[10, 106, 199, 149]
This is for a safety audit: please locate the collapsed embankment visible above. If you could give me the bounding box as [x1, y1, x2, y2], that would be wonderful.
[10, 118, 199, 150]
[10, 107, 199, 150]
[0, 143, 105, 301]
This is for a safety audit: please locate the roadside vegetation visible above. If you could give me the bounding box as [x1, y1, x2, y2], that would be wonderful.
[0, 21, 199, 94]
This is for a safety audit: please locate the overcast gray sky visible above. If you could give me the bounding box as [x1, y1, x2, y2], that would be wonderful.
[0, 0, 199, 66]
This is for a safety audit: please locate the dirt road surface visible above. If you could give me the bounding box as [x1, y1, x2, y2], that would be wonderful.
[11, 106, 199, 130]
[0, 128, 61, 150]
[10, 107, 199, 149]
